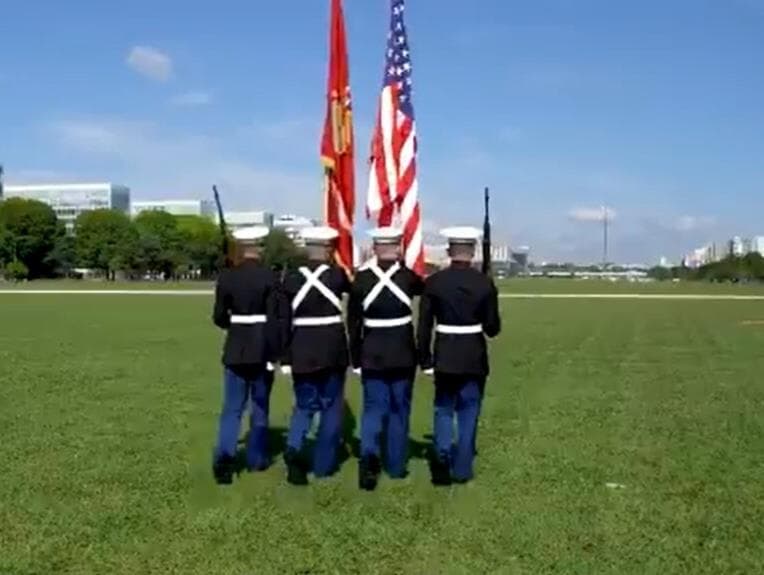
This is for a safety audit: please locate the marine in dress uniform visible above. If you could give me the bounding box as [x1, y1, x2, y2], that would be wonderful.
[211, 226, 280, 485]
[281, 227, 351, 485]
[418, 227, 502, 485]
[347, 227, 424, 491]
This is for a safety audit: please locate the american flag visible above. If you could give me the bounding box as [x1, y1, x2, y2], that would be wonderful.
[367, 0, 424, 275]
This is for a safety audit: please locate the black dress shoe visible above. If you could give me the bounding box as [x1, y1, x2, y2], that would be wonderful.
[358, 455, 381, 491]
[285, 449, 309, 486]
[213, 455, 235, 485]
[429, 454, 452, 487]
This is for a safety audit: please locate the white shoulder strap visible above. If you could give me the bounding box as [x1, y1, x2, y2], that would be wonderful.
[292, 265, 342, 312]
[362, 262, 412, 311]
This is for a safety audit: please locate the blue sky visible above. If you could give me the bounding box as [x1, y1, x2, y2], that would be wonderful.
[1, 0, 763, 263]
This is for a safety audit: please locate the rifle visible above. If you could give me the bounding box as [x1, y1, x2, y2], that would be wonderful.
[212, 185, 232, 268]
[482, 187, 492, 276]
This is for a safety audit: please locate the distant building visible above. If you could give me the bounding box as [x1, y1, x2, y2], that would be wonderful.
[729, 236, 746, 257]
[752, 236, 764, 256]
[424, 243, 449, 268]
[682, 242, 734, 268]
[475, 244, 510, 266]
[511, 247, 530, 274]
[217, 211, 275, 235]
[421, 242, 516, 271]
[132, 199, 216, 219]
[272, 214, 318, 245]
[4, 182, 130, 232]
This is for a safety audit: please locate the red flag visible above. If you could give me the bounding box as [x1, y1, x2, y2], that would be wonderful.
[321, 0, 355, 273]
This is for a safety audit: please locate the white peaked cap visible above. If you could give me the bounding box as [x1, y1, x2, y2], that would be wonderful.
[232, 226, 269, 243]
[301, 226, 340, 244]
[368, 226, 403, 244]
[440, 226, 482, 244]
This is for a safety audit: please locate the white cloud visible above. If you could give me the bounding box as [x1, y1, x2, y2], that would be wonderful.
[6, 169, 84, 184]
[255, 119, 313, 141]
[673, 215, 715, 232]
[46, 117, 319, 214]
[568, 206, 616, 223]
[171, 91, 212, 107]
[126, 46, 173, 82]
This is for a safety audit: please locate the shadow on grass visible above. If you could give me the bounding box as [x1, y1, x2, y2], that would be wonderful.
[235, 401, 433, 476]
[233, 426, 289, 474]
[346, 402, 432, 464]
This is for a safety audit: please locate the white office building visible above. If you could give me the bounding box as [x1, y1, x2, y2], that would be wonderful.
[752, 236, 764, 256]
[4, 182, 130, 232]
[273, 214, 318, 245]
[728, 236, 746, 257]
[132, 199, 216, 219]
[219, 211, 275, 232]
[424, 242, 510, 269]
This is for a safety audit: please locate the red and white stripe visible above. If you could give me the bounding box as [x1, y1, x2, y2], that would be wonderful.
[367, 86, 425, 275]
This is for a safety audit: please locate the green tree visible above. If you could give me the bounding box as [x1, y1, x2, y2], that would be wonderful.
[46, 229, 77, 278]
[4, 260, 29, 282]
[261, 229, 306, 271]
[134, 211, 183, 279]
[743, 252, 764, 281]
[75, 210, 138, 280]
[0, 224, 14, 266]
[648, 266, 672, 281]
[0, 198, 59, 278]
[176, 215, 222, 279]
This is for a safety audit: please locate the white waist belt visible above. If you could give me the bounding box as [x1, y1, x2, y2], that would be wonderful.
[293, 315, 343, 327]
[436, 324, 483, 335]
[364, 315, 413, 328]
[230, 314, 267, 325]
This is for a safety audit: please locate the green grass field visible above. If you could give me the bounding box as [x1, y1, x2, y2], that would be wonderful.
[1, 293, 764, 574]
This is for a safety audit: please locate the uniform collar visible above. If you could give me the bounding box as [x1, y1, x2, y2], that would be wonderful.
[375, 259, 399, 271]
[305, 260, 331, 271]
[449, 261, 472, 270]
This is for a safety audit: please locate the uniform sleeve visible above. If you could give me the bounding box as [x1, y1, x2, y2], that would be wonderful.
[339, 267, 352, 294]
[417, 279, 435, 370]
[347, 276, 364, 369]
[266, 270, 284, 362]
[212, 272, 230, 329]
[410, 270, 425, 297]
[279, 271, 296, 365]
[482, 280, 502, 338]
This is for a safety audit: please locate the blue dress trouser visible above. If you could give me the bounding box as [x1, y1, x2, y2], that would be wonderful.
[214, 366, 273, 470]
[360, 374, 413, 478]
[433, 374, 484, 482]
[286, 370, 345, 477]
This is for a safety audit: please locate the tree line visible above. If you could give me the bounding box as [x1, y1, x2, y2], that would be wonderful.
[648, 253, 764, 283]
[0, 198, 304, 281]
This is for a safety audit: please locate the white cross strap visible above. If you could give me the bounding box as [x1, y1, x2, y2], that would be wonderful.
[230, 314, 267, 324]
[363, 315, 413, 328]
[292, 265, 343, 312]
[362, 262, 412, 311]
[436, 324, 483, 335]
[293, 315, 343, 327]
